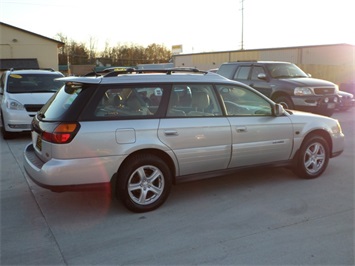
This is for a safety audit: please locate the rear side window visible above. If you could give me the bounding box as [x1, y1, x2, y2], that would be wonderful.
[94, 86, 165, 118]
[217, 64, 238, 79]
[167, 84, 222, 117]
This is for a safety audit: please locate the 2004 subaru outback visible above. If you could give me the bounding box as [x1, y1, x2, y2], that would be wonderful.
[23, 69, 344, 212]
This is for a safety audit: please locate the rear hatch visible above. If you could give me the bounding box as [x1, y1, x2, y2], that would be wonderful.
[31, 81, 92, 162]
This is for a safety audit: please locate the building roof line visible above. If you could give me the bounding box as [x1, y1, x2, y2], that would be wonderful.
[0, 21, 65, 48]
[175, 43, 355, 56]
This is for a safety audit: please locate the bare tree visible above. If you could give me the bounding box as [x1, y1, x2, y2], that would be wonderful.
[57, 33, 172, 66]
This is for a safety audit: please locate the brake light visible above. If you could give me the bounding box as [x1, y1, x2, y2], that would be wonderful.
[42, 123, 80, 144]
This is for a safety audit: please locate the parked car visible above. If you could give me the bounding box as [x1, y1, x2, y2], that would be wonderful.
[23, 69, 344, 212]
[217, 61, 339, 116]
[337, 90, 355, 111]
[339, 80, 355, 95]
[0, 68, 64, 139]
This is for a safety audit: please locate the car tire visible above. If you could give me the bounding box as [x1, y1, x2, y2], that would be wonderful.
[274, 95, 294, 110]
[293, 135, 329, 179]
[116, 153, 172, 212]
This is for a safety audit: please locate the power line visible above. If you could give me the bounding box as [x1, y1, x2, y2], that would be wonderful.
[241, 0, 244, 50]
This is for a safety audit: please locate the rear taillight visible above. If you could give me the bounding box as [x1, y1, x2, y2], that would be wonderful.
[42, 123, 80, 144]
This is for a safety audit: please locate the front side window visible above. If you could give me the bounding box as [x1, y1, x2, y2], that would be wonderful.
[167, 84, 222, 117]
[233, 66, 251, 80]
[251, 66, 266, 80]
[217, 85, 272, 116]
[95, 86, 164, 118]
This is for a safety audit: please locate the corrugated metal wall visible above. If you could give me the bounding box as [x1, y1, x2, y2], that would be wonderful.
[173, 44, 355, 84]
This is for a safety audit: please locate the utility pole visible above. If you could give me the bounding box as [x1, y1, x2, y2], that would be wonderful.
[241, 0, 244, 50]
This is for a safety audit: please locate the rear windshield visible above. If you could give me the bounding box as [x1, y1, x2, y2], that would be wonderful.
[39, 83, 83, 120]
[7, 73, 64, 93]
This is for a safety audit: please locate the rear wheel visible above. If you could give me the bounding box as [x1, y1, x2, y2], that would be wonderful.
[274, 95, 294, 110]
[116, 154, 172, 212]
[293, 135, 329, 179]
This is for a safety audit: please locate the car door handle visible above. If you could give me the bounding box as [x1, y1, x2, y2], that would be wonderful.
[164, 130, 179, 136]
[236, 126, 247, 133]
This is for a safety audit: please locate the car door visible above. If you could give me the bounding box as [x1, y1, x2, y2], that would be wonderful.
[234, 65, 274, 98]
[217, 84, 294, 168]
[158, 84, 232, 176]
[247, 65, 275, 98]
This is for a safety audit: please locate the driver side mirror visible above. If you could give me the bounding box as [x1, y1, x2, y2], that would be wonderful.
[257, 73, 267, 80]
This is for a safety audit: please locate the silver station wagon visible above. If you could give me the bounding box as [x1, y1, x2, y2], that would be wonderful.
[23, 69, 345, 212]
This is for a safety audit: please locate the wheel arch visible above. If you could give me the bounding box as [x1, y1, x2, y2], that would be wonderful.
[271, 91, 291, 102]
[293, 129, 332, 162]
[114, 148, 177, 184]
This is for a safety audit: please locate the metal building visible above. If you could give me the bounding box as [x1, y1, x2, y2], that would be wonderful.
[172, 43, 355, 85]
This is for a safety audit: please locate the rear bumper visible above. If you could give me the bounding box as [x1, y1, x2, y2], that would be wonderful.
[23, 143, 124, 191]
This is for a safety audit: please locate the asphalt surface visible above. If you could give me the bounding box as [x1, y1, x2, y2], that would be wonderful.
[1, 110, 354, 265]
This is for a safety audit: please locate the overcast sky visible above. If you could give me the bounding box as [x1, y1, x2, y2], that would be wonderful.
[1, 0, 354, 53]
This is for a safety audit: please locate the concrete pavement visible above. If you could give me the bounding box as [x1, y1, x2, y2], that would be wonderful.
[1, 136, 65, 265]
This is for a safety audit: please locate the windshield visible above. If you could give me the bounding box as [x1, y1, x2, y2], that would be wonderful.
[7, 73, 64, 93]
[266, 63, 308, 79]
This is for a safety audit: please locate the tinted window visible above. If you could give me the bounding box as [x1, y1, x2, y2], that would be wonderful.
[217, 85, 272, 116]
[40, 83, 83, 120]
[217, 64, 238, 79]
[167, 84, 222, 117]
[250, 66, 266, 80]
[6, 73, 64, 93]
[233, 66, 251, 80]
[94, 86, 165, 118]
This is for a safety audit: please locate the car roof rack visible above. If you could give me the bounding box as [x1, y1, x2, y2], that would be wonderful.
[103, 67, 207, 77]
[8, 68, 55, 72]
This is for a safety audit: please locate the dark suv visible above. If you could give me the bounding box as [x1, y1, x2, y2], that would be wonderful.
[217, 61, 338, 116]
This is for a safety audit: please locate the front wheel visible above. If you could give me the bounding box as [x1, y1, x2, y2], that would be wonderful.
[293, 135, 329, 179]
[116, 154, 172, 212]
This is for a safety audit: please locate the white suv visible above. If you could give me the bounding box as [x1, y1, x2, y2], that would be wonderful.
[23, 69, 344, 212]
[0, 69, 64, 139]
